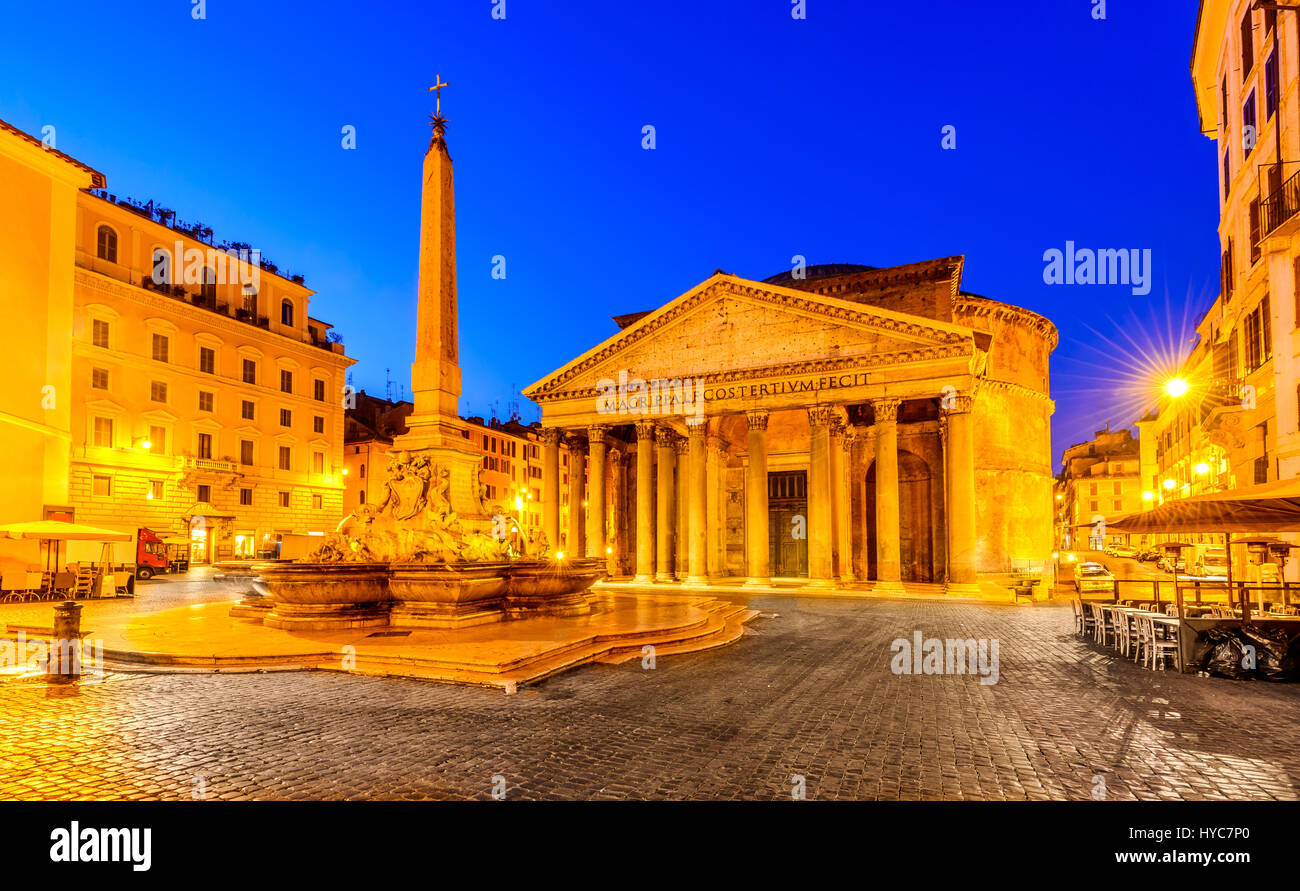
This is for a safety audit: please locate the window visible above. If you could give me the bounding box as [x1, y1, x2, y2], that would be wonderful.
[198, 432, 212, 459]
[280, 408, 292, 427]
[280, 369, 293, 394]
[1250, 197, 1261, 261]
[1223, 238, 1235, 300]
[359, 490, 366, 505]
[92, 475, 112, 497]
[1243, 92, 1257, 159]
[1266, 50, 1279, 120]
[91, 368, 109, 390]
[360, 464, 366, 478]
[1243, 295, 1273, 372]
[93, 416, 113, 447]
[199, 347, 215, 374]
[1089, 483, 1098, 496]
[1255, 456, 1269, 485]
[312, 452, 325, 474]
[313, 379, 325, 401]
[241, 400, 255, 420]
[278, 446, 291, 470]
[200, 268, 216, 302]
[151, 381, 168, 403]
[1242, 9, 1255, 79]
[240, 440, 254, 466]
[96, 225, 117, 263]
[151, 333, 169, 363]
[313, 416, 324, 434]
[1113, 500, 1123, 512]
[240, 488, 253, 506]
[1223, 148, 1232, 201]
[1089, 500, 1099, 513]
[149, 425, 166, 455]
[242, 359, 257, 384]
[92, 319, 110, 349]
[199, 391, 214, 412]
[148, 480, 164, 500]
[281, 299, 294, 326]
[1112, 481, 1122, 495]
[1221, 76, 1229, 131]
[312, 494, 323, 510]
[278, 491, 290, 508]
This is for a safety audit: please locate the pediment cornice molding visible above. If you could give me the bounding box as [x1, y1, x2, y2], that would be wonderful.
[528, 277, 974, 399]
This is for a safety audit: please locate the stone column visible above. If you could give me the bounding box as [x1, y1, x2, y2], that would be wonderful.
[944, 395, 979, 592]
[744, 410, 770, 586]
[831, 422, 854, 584]
[872, 398, 903, 592]
[655, 427, 677, 582]
[586, 425, 608, 560]
[566, 434, 587, 559]
[685, 419, 709, 586]
[849, 428, 869, 582]
[674, 435, 689, 579]
[608, 446, 625, 575]
[541, 426, 563, 552]
[706, 433, 725, 578]
[634, 420, 656, 584]
[806, 407, 835, 587]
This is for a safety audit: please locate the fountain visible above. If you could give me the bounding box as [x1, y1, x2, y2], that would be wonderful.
[236, 85, 603, 631]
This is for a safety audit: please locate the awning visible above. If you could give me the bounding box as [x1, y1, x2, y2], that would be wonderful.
[0, 520, 133, 542]
[1106, 478, 1300, 534]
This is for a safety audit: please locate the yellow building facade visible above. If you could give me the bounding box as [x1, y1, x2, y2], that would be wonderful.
[0, 118, 354, 568]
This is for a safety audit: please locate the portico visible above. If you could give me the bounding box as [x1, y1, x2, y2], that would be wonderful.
[522, 260, 1057, 595]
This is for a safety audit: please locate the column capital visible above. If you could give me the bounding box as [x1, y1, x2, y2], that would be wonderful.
[586, 424, 609, 444]
[940, 393, 975, 415]
[686, 418, 708, 438]
[829, 417, 848, 442]
[707, 433, 727, 454]
[871, 398, 902, 424]
[746, 409, 770, 431]
[540, 426, 564, 446]
[673, 434, 689, 456]
[634, 419, 656, 440]
[565, 433, 588, 455]
[655, 426, 677, 448]
[807, 405, 836, 428]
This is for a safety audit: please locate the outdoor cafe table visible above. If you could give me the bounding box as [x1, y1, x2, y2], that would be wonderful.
[1091, 604, 1183, 669]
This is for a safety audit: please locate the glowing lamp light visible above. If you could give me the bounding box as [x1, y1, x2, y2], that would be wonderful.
[341, 468, 349, 476]
[140, 440, 152, 451]
[556, 551, 565, 560]
[605, 546, 612, 555]
[1194, 462, 1210, 475]
[1162, 478, 1177, 490]
[1164, 377, 1189, 398]
[1051, 552, 1059, 559]
[1055, 494, 1063, 501]
[1142, 491, 1154, 501]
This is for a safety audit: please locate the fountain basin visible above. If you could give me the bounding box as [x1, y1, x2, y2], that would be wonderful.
[257, 562, 391, 631]
[505, 558, 603, 619]
[389, 561, 513, 629]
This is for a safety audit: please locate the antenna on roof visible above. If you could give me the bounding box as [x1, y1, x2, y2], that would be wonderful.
[385, 368, 392, 402]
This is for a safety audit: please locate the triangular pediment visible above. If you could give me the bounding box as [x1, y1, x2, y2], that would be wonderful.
[525, 274, 975, 399]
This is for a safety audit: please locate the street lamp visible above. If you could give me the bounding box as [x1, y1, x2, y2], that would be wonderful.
[1164, 377, 1190, 398]
[1163, 478, 1177, 490]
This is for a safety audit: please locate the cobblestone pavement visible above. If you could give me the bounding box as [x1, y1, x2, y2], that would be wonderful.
[1, 584, 1299, 800]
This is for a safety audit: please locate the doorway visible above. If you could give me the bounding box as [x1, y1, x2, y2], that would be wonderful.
[864, 450, 936, 583]
[768, 470, 808, 577]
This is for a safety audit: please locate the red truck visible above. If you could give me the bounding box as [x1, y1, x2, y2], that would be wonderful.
[135, 527, 171, 580]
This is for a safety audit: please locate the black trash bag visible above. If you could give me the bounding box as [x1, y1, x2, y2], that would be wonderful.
[1199, 627, 1254, 680]
[1240, 625, 1298, 682]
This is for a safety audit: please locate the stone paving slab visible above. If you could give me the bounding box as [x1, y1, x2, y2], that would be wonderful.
[1, 590, 1298, 800]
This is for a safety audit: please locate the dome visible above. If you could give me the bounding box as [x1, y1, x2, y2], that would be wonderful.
[762, 263, 877, 285]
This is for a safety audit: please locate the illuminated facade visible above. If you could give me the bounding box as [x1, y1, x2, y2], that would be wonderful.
[1054, 428, 1143, 549]
[0, 118, 354, 566]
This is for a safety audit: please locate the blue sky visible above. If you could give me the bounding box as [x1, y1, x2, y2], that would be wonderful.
[1, 0, 1217, 460]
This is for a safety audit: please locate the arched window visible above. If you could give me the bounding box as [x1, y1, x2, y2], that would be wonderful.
[201, 267, 217, 301]
[359, 490, 366, 505]
[360, 464, 366, 478]
[96, 225, 117, 263]
[281, 299, 294, 326]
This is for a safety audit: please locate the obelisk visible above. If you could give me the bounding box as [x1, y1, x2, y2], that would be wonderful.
[393, 79, 485, 520]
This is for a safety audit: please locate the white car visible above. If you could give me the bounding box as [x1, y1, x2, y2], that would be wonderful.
[1192, 547, 1228, 577]
[1074, 562, 1115, 595]
[1111, 545, 1138, 559]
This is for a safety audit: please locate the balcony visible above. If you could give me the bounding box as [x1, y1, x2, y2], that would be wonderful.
[183, 456, 239, 474]
[1260, 166, 1300, 240]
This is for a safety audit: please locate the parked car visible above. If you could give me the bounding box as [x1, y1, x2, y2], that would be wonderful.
[1137, 548, 1162, 562]
[1191, 546, 1228, 578]
[1111, 545, 1138, 559]
[1074, 561, 1115, 595]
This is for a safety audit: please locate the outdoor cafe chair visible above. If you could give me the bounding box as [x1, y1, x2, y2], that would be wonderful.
[1, 571, 33, 603]
[1149, 619, 1179, 671]
[1132, 613, 1152, 668]
[1121, 611, 1142, 658]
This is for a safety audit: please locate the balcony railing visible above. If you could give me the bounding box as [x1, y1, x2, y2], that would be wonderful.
[1260, 166, 1300, 239]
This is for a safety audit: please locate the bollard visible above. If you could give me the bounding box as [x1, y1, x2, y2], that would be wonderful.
[47, 601, 83, 681]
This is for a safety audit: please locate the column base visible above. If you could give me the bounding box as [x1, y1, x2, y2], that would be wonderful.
[802, 577, 836, 589]
[945, 582, 981, 596]
[743, 577, 772, 588]
[873, 579, 905, 594]
[654, 572, 676, 583]
[631, 574, 656, 585]
[683, 576, 711, 588]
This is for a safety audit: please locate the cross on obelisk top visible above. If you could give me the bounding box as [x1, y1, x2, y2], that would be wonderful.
[428, 76, 450, 117]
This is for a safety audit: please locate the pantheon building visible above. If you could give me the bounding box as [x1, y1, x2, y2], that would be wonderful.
[523, 258, 1056, 594]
